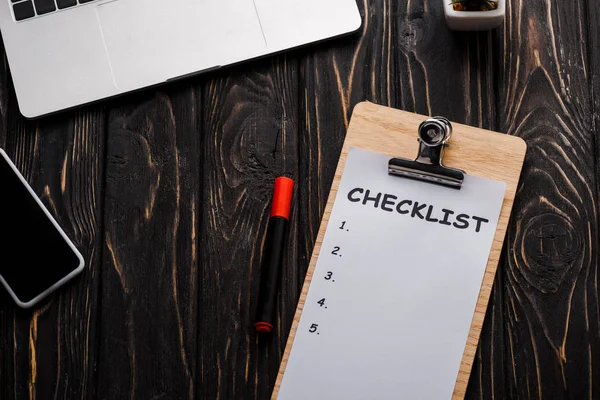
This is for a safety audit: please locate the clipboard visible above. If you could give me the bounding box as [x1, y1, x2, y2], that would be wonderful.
[273, 102, 527, 399]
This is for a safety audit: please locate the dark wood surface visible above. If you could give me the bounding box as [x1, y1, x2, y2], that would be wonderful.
[1, 0, 599, 398]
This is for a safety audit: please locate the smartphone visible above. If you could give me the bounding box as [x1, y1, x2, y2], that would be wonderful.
[0, 148, 84, 308]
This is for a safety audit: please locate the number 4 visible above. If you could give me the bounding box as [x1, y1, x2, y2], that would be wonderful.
[317, 298, 326, 307]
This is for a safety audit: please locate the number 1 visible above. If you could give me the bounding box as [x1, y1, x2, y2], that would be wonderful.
[339, 221, 346, 230]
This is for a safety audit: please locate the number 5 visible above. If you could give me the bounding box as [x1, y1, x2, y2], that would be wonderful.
[309, 323, 318, 333]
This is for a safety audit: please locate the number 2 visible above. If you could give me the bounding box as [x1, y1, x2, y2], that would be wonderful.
[331, 246, 340, 255]
[309, 323, 319, 333]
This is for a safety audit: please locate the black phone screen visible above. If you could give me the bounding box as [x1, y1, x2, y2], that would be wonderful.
[0, 151, 82, 304]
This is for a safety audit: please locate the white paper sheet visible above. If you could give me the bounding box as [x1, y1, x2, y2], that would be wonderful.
[278, 147, 506, 400]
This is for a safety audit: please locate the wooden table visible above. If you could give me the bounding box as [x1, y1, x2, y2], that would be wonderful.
[1, 1, 599, 399]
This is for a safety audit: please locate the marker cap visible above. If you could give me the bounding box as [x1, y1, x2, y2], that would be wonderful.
[255, 321, 274, 333]
[270, 177, 294, 220]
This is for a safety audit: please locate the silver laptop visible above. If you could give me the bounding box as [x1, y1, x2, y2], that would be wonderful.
[0, 0, 361, 118]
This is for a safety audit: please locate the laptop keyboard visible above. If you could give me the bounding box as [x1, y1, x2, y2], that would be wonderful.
[12, 0, 97, 21]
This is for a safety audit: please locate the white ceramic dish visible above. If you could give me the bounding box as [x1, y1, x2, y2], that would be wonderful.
[444, 0, 505, 31]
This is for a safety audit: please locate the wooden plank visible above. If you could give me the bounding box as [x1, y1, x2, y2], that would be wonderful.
[0, 39, 14, 400]
[494, 0, 600, 397]
[95, 85, 200, 400]
[460, 21, 509, 400]
[197, 57, 299, 400]
[391, 3, 510, 397]
[296, 0, 506, 398]
[590, 7, 600, 399]
[295, 8, 404, 383]
[0, 42, 7, 147]
[273, 103, 526, 399]
[296, 0, 400, 277]
[0, 39, 106, 399]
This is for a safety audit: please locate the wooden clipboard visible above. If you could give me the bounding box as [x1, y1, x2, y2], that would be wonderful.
[273, 102, 527, 399]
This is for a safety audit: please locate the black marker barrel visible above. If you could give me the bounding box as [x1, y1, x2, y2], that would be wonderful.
[255, 177, 294, 333]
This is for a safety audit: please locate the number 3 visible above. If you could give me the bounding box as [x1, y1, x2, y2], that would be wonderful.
[324, 271, 333, 280]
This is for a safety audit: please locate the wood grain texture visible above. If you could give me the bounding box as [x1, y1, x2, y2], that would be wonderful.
[0, 39, 13, 400]
[590, 0, 600, 388]
[197, 57, 299, 400]
[591, 4, 600, 394]
[390, 7, 509, 397]
[96, 87, 200, 400]
[0, 43, 106, 400]
[393, 0, 497, 124]
[297, 1, 505, 397]
[0, 41, 7, 148]
[494, 0, 600, 398]
[1, 1, 600, 399]
[273, 103, 526, 399]
[297, 0, 399, 279]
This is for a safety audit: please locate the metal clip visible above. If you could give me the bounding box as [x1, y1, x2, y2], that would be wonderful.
[388, 116, 464, 189]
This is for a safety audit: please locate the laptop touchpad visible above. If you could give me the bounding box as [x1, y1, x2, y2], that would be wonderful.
[96, 0, 266, 91]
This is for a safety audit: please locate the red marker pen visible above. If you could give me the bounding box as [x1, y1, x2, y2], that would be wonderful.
[255, 177, 294, 334]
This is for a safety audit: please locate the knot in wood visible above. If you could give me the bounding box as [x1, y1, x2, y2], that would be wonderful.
[520, 214, 580, 293]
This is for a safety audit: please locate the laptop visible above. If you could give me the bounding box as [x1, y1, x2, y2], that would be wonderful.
[0, 0, 361, 118]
